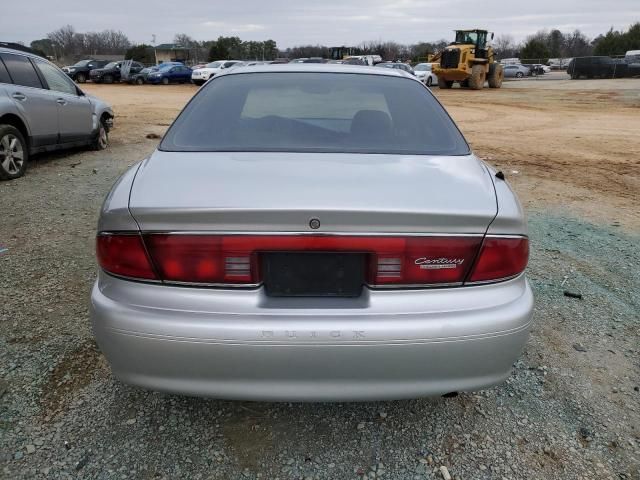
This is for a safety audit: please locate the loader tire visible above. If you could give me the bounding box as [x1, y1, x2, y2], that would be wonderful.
[437, 77, 453, 89]
[468, 65, 486, 90]
[488, 63, 504, 88]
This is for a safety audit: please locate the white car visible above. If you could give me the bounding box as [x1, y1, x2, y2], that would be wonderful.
[414, 63, 438, 87]
[191, 60, 244, 86]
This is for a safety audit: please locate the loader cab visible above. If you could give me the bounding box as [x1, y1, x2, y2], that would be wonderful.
[453, 30, 489, 48]
[453, 30, 491, 59]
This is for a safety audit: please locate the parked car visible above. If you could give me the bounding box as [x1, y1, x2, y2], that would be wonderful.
[289, 57, 327, 64]
[503, 64, 530, 78]
[191, 60, 244, 86]
[89, 61, 144, 84]
[92, 64, 532, 401]
[547, 58, 573, 70]
[146, 65, 193, 85]
[522, 64, 545, 75]
[567, 56, 631, 79]
[128, 66, 158, 85]
[344, 55, 383, 66]
[342, 57, 367, 66]
[129, 63, 187, 85]
[376, 62, 415, 75]
[414, 63, 438, 86]
[625, 50, 640, 63]
[62, 59, 110, 83]
[0, 45, 113, 180]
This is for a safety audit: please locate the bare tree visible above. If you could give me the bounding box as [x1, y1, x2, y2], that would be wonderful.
[47, 25, 77, 57]
[174, 33, 197, 48]
[45, 25, 130, 58]
[494, 34, 517, 58]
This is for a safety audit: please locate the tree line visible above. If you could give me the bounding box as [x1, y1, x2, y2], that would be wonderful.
[29, 22, 640, 64]
[31, 25, 131, 58]
[122, 35, 279, 64]
[499, 23, 640, 60]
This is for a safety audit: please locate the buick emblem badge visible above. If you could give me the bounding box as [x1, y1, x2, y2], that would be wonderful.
[309, 218, 321, 230]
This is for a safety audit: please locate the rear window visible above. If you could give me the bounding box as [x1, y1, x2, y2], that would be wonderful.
[0, 53, 42, 88]
[161, 72, 469, 155]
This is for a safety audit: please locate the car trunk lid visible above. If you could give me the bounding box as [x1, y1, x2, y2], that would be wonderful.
[128, 151, 497, 234]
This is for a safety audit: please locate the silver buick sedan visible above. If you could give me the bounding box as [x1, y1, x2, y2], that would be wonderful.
[91, 64, 532, 401]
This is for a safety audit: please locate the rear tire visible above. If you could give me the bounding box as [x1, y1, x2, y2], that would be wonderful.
[468, 65, 486, 90]
[76, 73, 87, 84]
[515, 72, 524, 78]
[0, 125, 28, 181]
[437, 77, 453, 89]
[488, 63, 504, 88]
[103, 75, 114, 84]
[426, 76, 433, 87]
[136, 77, 144, 85]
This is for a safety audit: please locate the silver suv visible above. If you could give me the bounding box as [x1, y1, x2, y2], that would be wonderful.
[0, 44, 114, 180]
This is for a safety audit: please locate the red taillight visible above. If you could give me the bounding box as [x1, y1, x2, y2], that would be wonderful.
[143, 235, 256, 284]
[369, 237, 483, 286]
[141, 234, 483, 286]
[96, 234, 157, 280]
[96, 233, 528, 287]
[468, 237, 529, 283]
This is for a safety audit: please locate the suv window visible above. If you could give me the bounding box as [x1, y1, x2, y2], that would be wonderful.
[0, 53, 42, 88]
[0, 58, 11, 84]
[34, 59, 78, 95]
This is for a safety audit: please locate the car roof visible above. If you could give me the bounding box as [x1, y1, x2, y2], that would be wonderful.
[219, 63, 414, 79]
[0, 45, 40, 59]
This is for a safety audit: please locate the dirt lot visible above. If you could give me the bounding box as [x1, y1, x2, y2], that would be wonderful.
[1, 79, 639, 479]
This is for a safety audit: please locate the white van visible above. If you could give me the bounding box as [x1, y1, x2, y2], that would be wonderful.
[625, 50, 640, 63]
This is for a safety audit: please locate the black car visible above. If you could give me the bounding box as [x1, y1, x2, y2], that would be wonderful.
[128, 66, 157, 85]
[522, 64, 544, 76]
[567, 56, 631, 79]
[89, 61, 144, 84]
[62, 59, 110, 83]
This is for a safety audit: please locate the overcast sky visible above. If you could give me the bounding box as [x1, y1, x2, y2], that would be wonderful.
[3, 0, 639, 47]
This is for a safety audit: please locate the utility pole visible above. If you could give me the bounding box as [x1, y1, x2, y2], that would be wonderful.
[152, 34, 157, 65]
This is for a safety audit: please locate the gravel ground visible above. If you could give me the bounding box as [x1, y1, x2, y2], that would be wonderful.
[1, 81, 638, 479]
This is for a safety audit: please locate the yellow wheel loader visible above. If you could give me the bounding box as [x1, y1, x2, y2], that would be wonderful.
[432, 29, 504, 90]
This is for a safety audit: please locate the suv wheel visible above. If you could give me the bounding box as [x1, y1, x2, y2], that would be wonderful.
[92, 119, 109, 151]
[161, 77, 169, 85]
[103, 75, 114, 84]
[0, 125, 28, 180]
[76, 73, 87, 83]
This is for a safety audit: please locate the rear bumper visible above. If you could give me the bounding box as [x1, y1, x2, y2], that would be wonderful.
[91, 272, 533, 401]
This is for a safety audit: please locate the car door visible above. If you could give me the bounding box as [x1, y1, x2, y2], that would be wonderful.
[0, 52, 59, 147]
[178, 66, 190, 82]
[33, 57, 93, 144]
